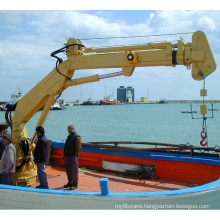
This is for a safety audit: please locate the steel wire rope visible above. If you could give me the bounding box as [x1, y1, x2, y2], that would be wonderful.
[80, 32, 193, 51]
[79, 32, 194, 41]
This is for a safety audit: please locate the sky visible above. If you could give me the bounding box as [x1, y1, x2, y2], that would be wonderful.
[1, 4, 220, 102]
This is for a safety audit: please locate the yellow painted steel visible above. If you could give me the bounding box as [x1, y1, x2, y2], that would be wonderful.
[200, 89, 207, 97]
[200, 105, 208, 115]
[191, 31, 216, 80]
[10, 31, 216, 185]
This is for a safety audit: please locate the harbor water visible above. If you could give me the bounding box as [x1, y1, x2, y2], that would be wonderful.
[0, 103, 219, 147]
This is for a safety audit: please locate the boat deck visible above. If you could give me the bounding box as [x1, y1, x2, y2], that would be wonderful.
[31, 166, 194, 192]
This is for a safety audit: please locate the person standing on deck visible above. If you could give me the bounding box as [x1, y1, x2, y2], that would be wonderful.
[34, 126, 49, 189]
[63, 125, 82, 190]
[0, 134, 16, 185]
[0, 124, 8, 184]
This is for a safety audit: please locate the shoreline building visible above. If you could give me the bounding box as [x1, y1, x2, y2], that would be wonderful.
[140, 97, 149, 103]
[117, 86, 134, 103]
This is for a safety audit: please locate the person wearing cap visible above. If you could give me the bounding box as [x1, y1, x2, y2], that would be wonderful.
[0, 134, 16, 185]
[33, 126, 49, 189]
[63, 125, 82, 190]
[0, 124, 8, 183]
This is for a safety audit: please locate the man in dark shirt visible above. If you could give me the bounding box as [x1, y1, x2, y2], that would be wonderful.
[0, 124, 8, 184]
[63, 125, 82, 190]
[33, 126, 49, 189]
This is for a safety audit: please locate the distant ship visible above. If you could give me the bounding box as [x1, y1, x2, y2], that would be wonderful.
[100, 100, 123, 105]
[100, 93, 123, 105]
[0, 87, 23, 111]
[10, 89, 22, 104]
[82, 98, 98, 105]
[50, 102, 66, 110]
[50, 98, 66, 110]
[158, 99, 168, 104]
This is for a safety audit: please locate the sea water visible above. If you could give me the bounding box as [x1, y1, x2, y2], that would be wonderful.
[0, 103, 219, 147]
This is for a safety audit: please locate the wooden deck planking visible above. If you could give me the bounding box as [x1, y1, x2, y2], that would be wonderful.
[31, 166, 194, 192]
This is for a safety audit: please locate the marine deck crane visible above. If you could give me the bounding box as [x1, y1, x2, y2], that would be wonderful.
[8, 31, 216, 185]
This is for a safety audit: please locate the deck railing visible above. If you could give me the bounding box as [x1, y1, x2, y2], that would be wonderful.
[88, 141, 220, 157]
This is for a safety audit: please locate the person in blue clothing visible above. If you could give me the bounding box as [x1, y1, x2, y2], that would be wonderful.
[33, 126, 49, 189]
[0, 124, 8, 184]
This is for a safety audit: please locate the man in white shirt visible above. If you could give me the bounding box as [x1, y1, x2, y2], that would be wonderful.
[0, 134, 16, 185]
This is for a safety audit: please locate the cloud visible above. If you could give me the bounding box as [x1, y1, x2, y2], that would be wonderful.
[146, 11, 219, 38]
[197, 16, 216, 31]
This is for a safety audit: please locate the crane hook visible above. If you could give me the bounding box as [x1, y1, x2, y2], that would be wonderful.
[200, 130, 207, 146]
